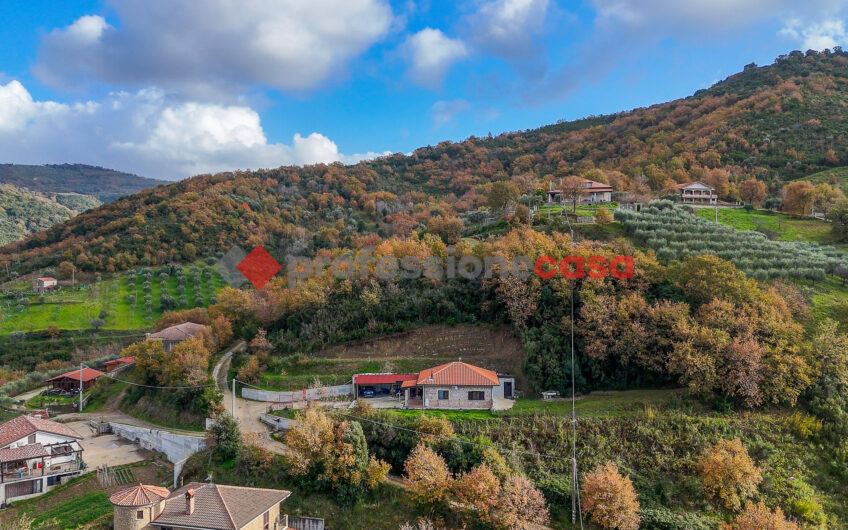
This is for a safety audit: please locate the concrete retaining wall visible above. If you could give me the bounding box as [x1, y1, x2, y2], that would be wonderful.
[259, 413, 297, 431]
[242, 384, 353, 403]
[109, 423, 206, 485]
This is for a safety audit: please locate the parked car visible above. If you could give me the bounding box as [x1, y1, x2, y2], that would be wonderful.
[361, 388, 375, 398]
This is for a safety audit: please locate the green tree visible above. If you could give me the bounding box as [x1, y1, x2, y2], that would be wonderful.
[487, 181, 519, 216]
[212, 412, 242, 461]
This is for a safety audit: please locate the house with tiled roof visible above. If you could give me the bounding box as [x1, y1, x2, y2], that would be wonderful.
[666, 181, 717, 204]
[32, 277, 57, 293]
[111, 482, 324, 530]
[0, 414, 84, 506]
[147, 322, 208, 352]
[354, 361, 515, 411]
[46, 366, 104, 393]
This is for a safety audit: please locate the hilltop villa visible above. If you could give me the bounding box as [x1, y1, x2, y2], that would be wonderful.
[669, 181, 718, 204]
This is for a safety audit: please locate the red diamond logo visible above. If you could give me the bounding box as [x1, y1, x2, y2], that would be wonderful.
[236, 245, 281, 290]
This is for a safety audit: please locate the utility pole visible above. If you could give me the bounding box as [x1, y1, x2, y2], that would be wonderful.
[563, 213, 578, 526]
[231, 377, 236, 415]
[79, 363, 84, 413]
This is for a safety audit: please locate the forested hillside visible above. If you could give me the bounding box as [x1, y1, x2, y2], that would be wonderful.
[3, 50, 848, 274]
[0, 163, 164, 202]
[0, 184, 100, 245]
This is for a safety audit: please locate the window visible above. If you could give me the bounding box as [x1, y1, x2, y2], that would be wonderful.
[263, 510, 270, 530]
[437, 390, 449, 400]
[137, 510, 144, 520]
[27, 434, 36, 444]
[468, 391, 485, 401]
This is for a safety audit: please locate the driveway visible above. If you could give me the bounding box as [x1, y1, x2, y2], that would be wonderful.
[67, 420, 151, 469]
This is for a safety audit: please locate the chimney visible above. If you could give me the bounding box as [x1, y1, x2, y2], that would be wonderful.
[185, 489, 195, 515]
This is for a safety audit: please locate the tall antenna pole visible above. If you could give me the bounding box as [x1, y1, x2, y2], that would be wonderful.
[563, 213, 578, 524]
[79, 363, 84, 413]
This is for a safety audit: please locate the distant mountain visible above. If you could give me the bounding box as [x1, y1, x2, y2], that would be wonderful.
[0, 163, 166, 203]
[0, 184, 102, 246]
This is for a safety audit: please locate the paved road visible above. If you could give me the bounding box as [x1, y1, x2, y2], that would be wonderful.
[55, 411, 206, 437]
[211, 342, 288, 455]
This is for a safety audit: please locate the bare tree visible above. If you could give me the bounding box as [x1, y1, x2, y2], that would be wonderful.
[561, 176, 588, 213]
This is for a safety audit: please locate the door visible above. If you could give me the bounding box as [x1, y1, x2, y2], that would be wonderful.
[503, 382, 513, 398]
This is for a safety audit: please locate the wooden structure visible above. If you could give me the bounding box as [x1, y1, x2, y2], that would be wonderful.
[46, 367, 104, 392]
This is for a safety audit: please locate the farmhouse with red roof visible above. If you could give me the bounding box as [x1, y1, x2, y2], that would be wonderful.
[353, 361, 515, 411]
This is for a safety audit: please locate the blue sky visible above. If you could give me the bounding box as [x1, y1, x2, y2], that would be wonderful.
[1, 0, 847, 180]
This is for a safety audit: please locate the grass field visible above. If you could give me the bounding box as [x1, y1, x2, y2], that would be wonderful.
[694, 207, 836, 243]
[381, 389, 683, 421]
[0, 265, 224, 333]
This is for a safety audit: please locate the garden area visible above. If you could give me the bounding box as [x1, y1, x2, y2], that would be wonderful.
[0, 264, 224, 333]
[694, 207, 837, 243]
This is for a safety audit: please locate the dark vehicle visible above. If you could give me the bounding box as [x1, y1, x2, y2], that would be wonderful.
[361, 388, 375, 398]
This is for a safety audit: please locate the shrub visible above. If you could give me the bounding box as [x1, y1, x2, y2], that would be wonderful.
[720, 501, 799, 530]
[404, 443, 453, 506]
[698, 439, 762, 511]
[581, 461, 640, 530]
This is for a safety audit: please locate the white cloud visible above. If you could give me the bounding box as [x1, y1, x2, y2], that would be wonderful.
[0, 81, 381, 180]
[404, 28, 468, 89]
[34, 0, 394, 97]
[430, 99, 470, 125]
[592, 0, 848, 32]
[467, 0, 550, 62]
[780, 18, 847, 50]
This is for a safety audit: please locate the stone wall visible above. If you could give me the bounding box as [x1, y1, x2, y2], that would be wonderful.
[423, 386, 492, 410]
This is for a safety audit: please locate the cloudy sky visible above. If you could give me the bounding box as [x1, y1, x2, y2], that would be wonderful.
[1, 0, 848, 180]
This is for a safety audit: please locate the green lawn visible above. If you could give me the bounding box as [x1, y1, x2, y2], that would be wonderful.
[694, 207, 836, 243]
[374, 389, 682, 422]
[0, 265, 224, 333]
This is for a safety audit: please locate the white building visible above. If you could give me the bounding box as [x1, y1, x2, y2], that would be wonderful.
[0, 414, 84, 506]
[671, 181, 718, 204]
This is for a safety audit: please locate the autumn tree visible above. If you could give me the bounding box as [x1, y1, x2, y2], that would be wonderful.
[56, 261, 76, 281]
[404, 443, 453, 506]
[738, 178, 766, 207]
[782, 181, 815, 215]
[698, 439, 762, 511]
[581, 461, 640, 530]
[284, 407, 388, 501]
[453, 464, 501, 524]
[427, 215, 464, 245]
[487, 181, 519, 215]
[561, 176, 587, 213]
[720, 501, 799, 530]
[492, 474, 550, 529]
[594, 207, 613, 224]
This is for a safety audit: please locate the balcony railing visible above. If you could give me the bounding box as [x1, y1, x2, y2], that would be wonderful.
[1, 460, 81, 482]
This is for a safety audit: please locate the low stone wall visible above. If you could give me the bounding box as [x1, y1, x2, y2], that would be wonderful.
[109, 423, 206, 485]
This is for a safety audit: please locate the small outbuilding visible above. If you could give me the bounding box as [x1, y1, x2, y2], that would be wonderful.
[32, 277, 57, 294]
[46, 367, 104, 393]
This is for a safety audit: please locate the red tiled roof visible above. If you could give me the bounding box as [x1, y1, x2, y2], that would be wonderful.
[0, 415, 82, 447]
[416, 362, 499, 387]
[37, 277, 57, 282]
[105, 356, 134, 366]
[154, 482, 290, 530]
[353, 374, 417, 385]
[110, 484, 171, 507]
[0, 443, 49, 463]
[583, 179, 613, 192]
[401, 380, 417, 389]
[47, 367, 104, 383]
